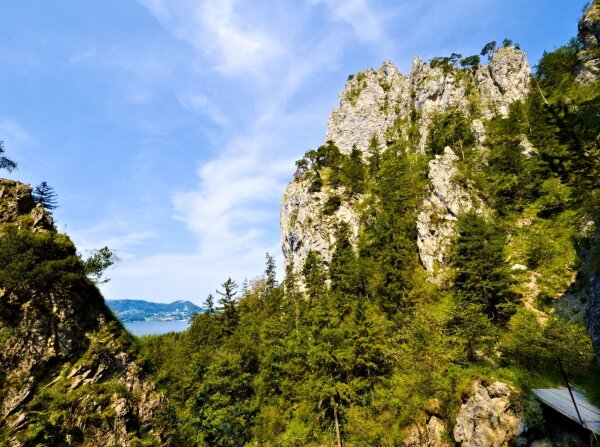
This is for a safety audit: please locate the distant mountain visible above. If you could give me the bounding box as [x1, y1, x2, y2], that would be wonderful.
[106, 299, 203, 322]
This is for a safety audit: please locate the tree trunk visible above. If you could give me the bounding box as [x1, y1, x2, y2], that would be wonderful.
[334, 407, 342, 447]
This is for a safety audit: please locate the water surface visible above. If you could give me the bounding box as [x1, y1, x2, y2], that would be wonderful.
[124, 320, 190, 336]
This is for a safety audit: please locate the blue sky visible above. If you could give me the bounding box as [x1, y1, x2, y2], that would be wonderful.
[0, 0, 587, 304]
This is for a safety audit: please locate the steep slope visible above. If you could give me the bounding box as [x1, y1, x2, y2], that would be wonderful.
[578, 0, 600, 359]
[0, 180, 172, 446]
[281, 46, 529, 280]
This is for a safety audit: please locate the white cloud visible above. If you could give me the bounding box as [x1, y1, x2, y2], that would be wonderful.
[0, 119, 35, 147]
[138, 0, 284, 76]
[93, 0, 364, 302]
[69, 48, 97, 64]
[312, 0, 387, 44]
[178, 93, 229, 126]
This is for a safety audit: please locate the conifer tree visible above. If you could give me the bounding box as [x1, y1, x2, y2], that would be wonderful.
[0, 141, 17, 172]
[452, 212, 520, 324]
[217, 277, 239, 334]
[302, 250, 327, 300]
[205, 294, 215, 315]
[32, 181, 58, 210]
[264, 252, 277, 294]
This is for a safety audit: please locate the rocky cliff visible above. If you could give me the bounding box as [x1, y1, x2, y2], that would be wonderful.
[281, 46, 529, 279]
[577, 0, 600, 360]
[0, 180, 171, 446]
[577, 0, 600, 84]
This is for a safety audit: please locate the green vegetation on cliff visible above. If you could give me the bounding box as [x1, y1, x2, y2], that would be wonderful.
[139, 31, 600, 445]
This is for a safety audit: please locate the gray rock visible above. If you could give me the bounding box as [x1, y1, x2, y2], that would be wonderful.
[416, 147, 483, 275]
[280, 179, 360, 283]
[577, 1, 600, 84]
[0, 180, 168, 446]
[281, 48, 529, 282]
[454, 381, 522, 447]
[405, 415, 450, 447]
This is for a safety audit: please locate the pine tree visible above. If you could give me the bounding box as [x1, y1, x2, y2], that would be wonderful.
[217, 278, 239, 334]
[32, 181, 58, 210]
[264, 252, 277, 294]
[329, 222, 360, 303]
[0, 141, 17, 172]
[205, 294, 215, 315]
[302, 251, 327, 300]
[452, 212, 520, 325]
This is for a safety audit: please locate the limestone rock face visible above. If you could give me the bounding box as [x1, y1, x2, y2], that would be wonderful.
[416, 147, 483, 275]
[281, 48, 529, 277]
[476, 48, 531, 118]
[404, 414, 450, 447]
[577, 0, 600, 84]
[325, 48, 529, 155]
[454, 381, 522, 447]
[326, 60, 405, 154]
[0, 180, 53, 232]
[280, 179, 360, 280]
[0, 179, 170, 446]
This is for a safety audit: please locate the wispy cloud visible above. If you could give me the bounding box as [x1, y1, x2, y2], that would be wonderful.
[0, 118, 35, 147]
[313, 0, 388, 44]
[178, 93, 229, 126]
[69, 48, 97, 64]
[138, 0, 284, 76]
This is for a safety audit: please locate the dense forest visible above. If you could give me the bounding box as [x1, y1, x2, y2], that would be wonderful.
[1, 3, 600, 446]
[139, 27, 600, 447]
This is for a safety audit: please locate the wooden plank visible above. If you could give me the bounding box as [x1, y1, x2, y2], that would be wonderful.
[533, 388, 600, 435]
[535, 390, 599, 423]
[545, 389, 600, 420]
[536, 389, 600, 421]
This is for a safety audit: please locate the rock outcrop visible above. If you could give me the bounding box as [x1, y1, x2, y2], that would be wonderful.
[404, 414, 450, 447]
[0, 179, 170, 446]
[454, 381, 522, 447]
[324, 47, 529, 155]
[416, 147, 483, 275]
[0, 180, 53, 232]
[281, 48, 529, 277]
[577, 0, 600, 84]
[280, 179, 360, 280]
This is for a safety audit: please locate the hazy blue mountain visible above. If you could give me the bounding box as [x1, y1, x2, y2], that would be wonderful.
[107, 299, 203, 322]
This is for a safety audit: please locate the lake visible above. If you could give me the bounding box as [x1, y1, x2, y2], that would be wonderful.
[123, 320, 191, 336]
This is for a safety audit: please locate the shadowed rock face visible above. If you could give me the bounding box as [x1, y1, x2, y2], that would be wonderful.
[281, 47, 530, 281]
[587, 261, 600, 361]
[0, 179, 170, 446]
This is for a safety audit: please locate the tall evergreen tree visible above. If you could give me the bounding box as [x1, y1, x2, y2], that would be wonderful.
[217, 278, 239, 334]
[264, 252, 277, 294]
[32, 181, 58, 210]
[452, 212, 520, 324]
[0, 141, 17, 172]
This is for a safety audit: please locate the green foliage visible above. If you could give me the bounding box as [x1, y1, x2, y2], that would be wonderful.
[83, 246, 119, 283]
[500, 308, 596, 373]
[0, 141, 17, 172]
[127, 28, 600, 446]
[33, 181, 58, 210]
[460, 55, 481, 71]
[217, 278, 239, 334]
[0, 226, 86, 297]
[426, 108, 475, 158]
[322, 193, 342, 215]
[480, 40, 497, 57]
[345, 72, 367, 106]
[480, 101, 543, 214]
[451, 212, 520, 325]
